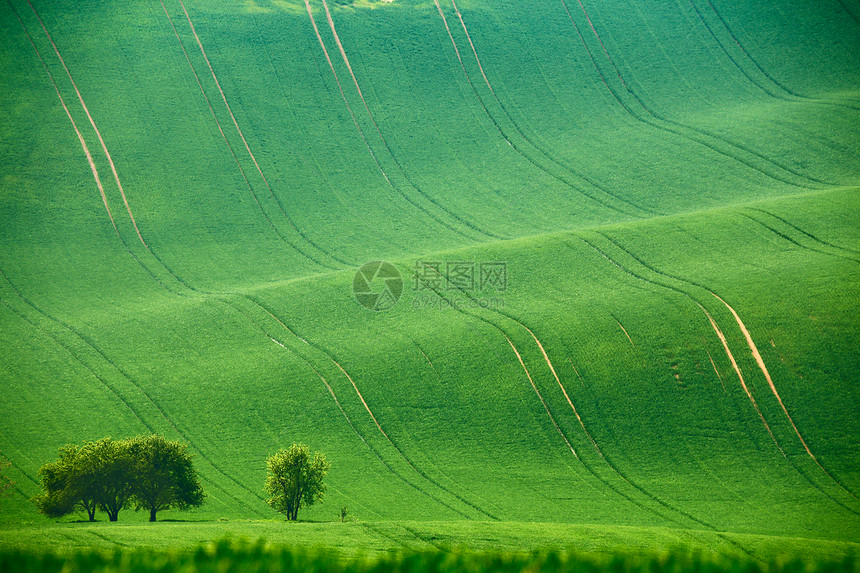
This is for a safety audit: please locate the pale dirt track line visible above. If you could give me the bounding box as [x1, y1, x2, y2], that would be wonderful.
[698, 303, 783, 453]
[159, 0, 255, 190]
[167, 0, 346, 268]
[712, 294, 817, 462]
[614, 317, 636, 348]
[12, 9, 118, 235]
[503, 333, 579, 460]
[25, 0, 144, 245]
[302, 0, 388, 185]
[177, 0, 273, 194]
[311, 0, 491, 240]
[706, 348, 727, 392]
[713, 294, 859, 501]
[524, 327, 605, 458]
[449, 0, 494, 93]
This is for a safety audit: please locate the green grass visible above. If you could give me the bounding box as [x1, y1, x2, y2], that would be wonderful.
[1, 538, 857, 573]
[1, 0, 859, 567]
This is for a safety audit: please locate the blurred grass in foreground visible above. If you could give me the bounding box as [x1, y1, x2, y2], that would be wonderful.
[0, 539, 857, 573]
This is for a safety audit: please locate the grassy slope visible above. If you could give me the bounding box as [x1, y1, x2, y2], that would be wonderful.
[0, 0, 858, 557]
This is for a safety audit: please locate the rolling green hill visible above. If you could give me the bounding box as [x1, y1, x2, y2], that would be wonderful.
[1, 0, 859, 560]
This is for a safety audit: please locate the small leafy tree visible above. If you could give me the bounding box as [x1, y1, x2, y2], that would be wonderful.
[127, 435, 204, 522]
[265, 444, 330, 521]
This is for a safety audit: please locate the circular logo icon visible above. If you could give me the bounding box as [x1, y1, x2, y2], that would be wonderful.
[353, 261, 403, 311]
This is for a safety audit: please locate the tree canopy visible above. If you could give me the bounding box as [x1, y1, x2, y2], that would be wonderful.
[265, 444, 330, 521]
[34, 435, 203, 522]
[127, 435, 204, 522]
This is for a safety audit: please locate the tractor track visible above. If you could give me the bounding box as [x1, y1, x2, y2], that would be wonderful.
[166, 0, 347, 270]
[558, 0, 834, 191]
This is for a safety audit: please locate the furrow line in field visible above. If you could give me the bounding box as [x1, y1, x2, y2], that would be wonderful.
[158, 1, 341, 270]
[20, 0, 208, 298]
[446, 0, 659, 217]
[406, 264, 716, 529]
[706, 349, 727, 392]
[560, 0, 832, 189]
[504, 333, 579, 460]
[595, 231, 860, 508]
[302, 0, 480, 242]
[685, 0, 788, 103]
[0, 296, 152, 433]
[244, 296, 498, 519]
[739, 212, 860, 265]
[748, 208, 860, 257]
[837, 0, 860, 26]
[0, 21, 275, 505]
[25, 0, 148, 245]
[696, 301, 783, 451]
[714, 293, 860, 501]
[523, 326, 606, 459]
[568, 358, 586, 388]
[570, 238, 807, 540]
[0, 270, 268, 514]
[610, 314, 636, 348]
[317, 0, 501, 239]
[433, 0, 650, 219]
[703, 0, 860, 110]
[233, 304, 476, 519]
[170, 0, 346, 269]
[411, 338, 442, 381]
[9, 3, 118, 236]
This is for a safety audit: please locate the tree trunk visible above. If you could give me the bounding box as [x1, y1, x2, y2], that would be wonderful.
[150, 507, 157, 522]
[109, 513, 118, 522]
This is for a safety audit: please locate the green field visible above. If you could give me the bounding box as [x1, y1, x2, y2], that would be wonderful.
[1, 0, 859, 568]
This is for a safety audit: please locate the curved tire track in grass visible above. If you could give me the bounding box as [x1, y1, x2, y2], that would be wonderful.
[226, 304, 474, 520]
[435, 0, 658, 219]
[158, 1, 344, 270]
[503, 333, 580, 460]
[318, 0, 504, 241]
[167, 0, 347, 270]
[593, 231, 860, 509]
[0, 271, 266, 516]
[574, 235, 860, 531]
[242, 296, 498, 520]
[696, 299, 783, 452]
[706, 349, 728, 392]
[301, 0, 487, 243]
[12, 3, 307, 512]
[748, 208, 860, 258]
[699, 0, 860, 110]
[8, 3, 119, 237]
[713, 292, 859, 501]
[24, 0, 149, 246]
[738, 212, 860, 265]
[836, 0, 860, 27]
[405, 264, 721, 531]
[558, 0, 833, 190]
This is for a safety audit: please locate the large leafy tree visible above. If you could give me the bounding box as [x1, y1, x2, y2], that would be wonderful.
[127, 435, 204, 522]
[33, 438, 132, 521]
[34, 439, 135, 522]
[265, 444, 330, 521]
[90, 438, 136, 522]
